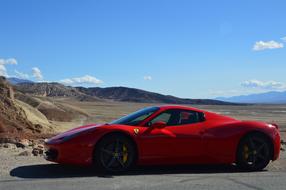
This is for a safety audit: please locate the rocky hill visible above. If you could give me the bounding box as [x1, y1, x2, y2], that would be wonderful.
[15, 82, 99, 101]
[7, 77, 34, 85]
[0, 77, 51, 143]
[76, 86, 235, 105]
[13, 82, 234, 105]
[15, 82, 84, 97]
[15, 93, 89, 122]
[0, 77, 91, 143]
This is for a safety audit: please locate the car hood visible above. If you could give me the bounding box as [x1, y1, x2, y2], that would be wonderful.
[47, 123, 104, 142]
[68, 123, 104, 132]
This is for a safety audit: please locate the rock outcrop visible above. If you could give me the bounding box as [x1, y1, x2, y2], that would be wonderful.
[0, 77, 52, 143]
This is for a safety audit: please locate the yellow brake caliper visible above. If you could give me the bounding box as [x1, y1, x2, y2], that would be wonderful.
[122, 144, 128, 163]
[243, 145, 249, 160]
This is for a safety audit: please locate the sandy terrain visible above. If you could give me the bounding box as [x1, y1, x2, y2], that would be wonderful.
[51, 100, 286, 132]
[0, 102, 286, 190]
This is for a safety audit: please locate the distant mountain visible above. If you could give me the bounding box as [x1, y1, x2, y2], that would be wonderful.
[15, 82, 236, 105]
[216, 91, 286, 104]
[14, 82, 100, 101]
[76, 86, 235, 105]
[7, 77, 34, 85]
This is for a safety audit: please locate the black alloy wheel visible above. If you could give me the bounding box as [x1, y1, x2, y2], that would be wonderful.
[94, 134, 136, 173]
[236, 134, 272, 171]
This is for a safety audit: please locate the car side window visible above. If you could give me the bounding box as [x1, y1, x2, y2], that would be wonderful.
[125, 112, 155, 126]
[149, 109, 203, 126]
[179, 111, 200, 125]
[150, 112, 172, 125]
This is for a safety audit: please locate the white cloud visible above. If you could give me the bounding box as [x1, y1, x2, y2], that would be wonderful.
[281, 36, 286, 42]
[241, 79, 286, 90]
[14, 70, 29, 79]
[32, 67, 43, 81]
[5, 58, 17, 65]
[143, 76, 152, 81]
[59, 75, 103, 86]
[0, 58, 18, 77]
[60, 78, 74, 84]
[252, 40, 283, 51]
[0, 65, 8, 77]
[0, 58, 18, 65]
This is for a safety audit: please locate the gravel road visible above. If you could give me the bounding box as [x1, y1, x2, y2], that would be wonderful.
[1, 147, 286, 190]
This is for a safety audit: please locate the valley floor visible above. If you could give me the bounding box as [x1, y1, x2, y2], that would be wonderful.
[52, 100, 286, 132]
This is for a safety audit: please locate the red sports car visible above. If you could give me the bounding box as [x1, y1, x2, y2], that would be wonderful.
[45, 105, 281, 172]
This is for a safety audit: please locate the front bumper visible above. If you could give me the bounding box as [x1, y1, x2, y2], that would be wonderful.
[44, 142, 94, 166]
[44, 148, 59, 161]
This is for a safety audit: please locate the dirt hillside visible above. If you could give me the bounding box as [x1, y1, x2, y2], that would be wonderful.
[0, 77, 53, 142]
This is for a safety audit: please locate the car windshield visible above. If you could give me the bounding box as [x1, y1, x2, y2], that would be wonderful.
[109, 106, 159, 126]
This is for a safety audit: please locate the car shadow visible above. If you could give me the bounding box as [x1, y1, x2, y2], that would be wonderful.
[10, 164, 265, 179]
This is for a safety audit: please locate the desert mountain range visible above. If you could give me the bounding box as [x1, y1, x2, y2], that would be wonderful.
[216, 91, 286, 104]
[13, 81, 234, 105]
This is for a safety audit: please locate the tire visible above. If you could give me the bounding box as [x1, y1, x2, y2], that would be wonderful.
[236, 133, 272, 171]
[93, 134, 136, 173]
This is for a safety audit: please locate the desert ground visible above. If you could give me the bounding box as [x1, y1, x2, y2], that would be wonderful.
[50, 99, 286, 132]
[1, 101, 286, 190]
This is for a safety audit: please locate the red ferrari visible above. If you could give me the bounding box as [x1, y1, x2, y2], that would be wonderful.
[45, 105, 281, 172]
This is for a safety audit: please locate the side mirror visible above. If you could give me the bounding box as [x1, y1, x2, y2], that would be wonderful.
[198, 112, 206, 122]
[151, 121, 166, 129]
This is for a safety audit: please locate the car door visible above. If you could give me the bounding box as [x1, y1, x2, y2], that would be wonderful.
[138, 109, 206, 164]
[136, 111, 176, 163]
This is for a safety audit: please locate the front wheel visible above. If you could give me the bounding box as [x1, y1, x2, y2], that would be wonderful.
[94, 134, 136, 173]
[236, 134, 272, 171]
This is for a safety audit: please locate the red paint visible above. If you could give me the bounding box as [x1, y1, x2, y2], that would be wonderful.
[45, 105, 281, 166]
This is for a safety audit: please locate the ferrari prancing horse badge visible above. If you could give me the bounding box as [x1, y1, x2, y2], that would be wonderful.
[134, 128, 139, 135]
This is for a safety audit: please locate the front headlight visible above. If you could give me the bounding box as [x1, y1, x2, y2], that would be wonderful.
[46, 125, 99, 144]
[50, 133, 81, 144]
[46, 127, 95, 144]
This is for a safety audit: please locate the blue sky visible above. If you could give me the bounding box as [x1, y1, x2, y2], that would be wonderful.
[0, 0, 286, 98]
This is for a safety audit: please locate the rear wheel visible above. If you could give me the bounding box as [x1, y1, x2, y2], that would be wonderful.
[94, 134, 136, 173]
[236, 134, 272, 171]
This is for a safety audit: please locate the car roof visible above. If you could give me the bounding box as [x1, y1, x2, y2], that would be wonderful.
[156, 105, 204, 112]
